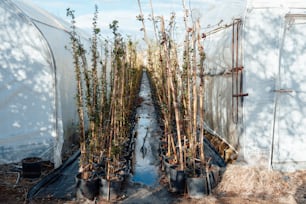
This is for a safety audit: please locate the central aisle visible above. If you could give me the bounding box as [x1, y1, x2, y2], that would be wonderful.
[131, 71, 161, 187]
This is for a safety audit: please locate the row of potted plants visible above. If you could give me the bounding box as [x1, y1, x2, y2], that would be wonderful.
[67, 6, 142, 201]
[137, 0, 224, 197]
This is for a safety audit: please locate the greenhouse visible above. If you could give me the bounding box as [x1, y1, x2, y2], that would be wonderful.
[1, 0, 306, 203]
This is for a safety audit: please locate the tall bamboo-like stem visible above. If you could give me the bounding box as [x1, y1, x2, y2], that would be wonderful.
[107, 26, 118, 181]
[182, 0, 193, 160]
[91, 5, 99, 117]
[191, 23, 198, 170]
[160, 19, 176, 160]
[161, 17, 183, 170]
[107, 20, 137, 182]
[67, 8, 88, 178]
[79, 41, 94, 171]
[138, 0, 172, 160]
[99, 40, 108, 153]
[196, 20, 206, 164]
[119, 50, 126, 143]
[148, 2, 168, 147]
[89, 5, 100, 166]
[137, 0, 149, 45]
[149, 0, 159, 43]
[68, 7, 141, 185]
[168, 13, 182, 165]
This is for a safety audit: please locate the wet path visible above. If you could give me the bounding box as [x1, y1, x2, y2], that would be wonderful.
[131, 71, 161, 187]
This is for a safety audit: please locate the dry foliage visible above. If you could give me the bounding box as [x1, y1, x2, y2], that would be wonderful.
[212, 164, 306, 203]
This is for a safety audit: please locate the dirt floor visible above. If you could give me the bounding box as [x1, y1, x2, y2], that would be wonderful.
[1, 160, 306, 204]
[0, 161, 54, 204]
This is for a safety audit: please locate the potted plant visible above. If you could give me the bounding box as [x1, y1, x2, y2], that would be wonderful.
[68, 6, 142, 200]
[137, 0, 224, 197]
[67, 6, 103, 201]
[100, 20, 143, 201]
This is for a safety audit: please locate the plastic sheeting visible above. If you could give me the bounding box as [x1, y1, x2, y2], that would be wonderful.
[0, 0, 91, 167]
[0, 0, 59, 165]
[201, 0, 306, 171]
[242, 7, 283, 167]
[243, 2, 306, 171]
[189, 0, 246, 29]
[272, 14, 306, 171]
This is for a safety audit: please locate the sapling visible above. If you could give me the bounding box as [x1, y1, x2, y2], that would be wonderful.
[160, 16, 184, 170]
[196, 19, 206, 165]
[66, 8, 89, 178]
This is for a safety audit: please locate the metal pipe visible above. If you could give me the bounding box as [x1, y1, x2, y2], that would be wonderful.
[232, 20, 236, 123]
[236, 20, 239, 124]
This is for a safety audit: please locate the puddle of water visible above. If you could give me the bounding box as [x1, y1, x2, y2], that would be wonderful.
[131, 71, 160, 187]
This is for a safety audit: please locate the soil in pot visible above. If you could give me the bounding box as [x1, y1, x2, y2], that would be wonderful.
[75, 172, 100, 201]
[22, 157, 42, 178]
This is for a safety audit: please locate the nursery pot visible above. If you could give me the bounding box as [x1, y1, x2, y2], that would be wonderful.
[186, 176, 208, 198]
[22, 157, 42, 178]
[75, 173, 100, 201]
[100, 177, 123, 201]
[169, 166, 185, 193]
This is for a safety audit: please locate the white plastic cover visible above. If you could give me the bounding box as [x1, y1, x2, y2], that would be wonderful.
[196, 0, 306, 171]
[242, 7, 283, 167]
[0, 0, 92, 167]
[243, 2, 306, 171]
[0, 0, 58, 165]
[273, 14, 306, 171]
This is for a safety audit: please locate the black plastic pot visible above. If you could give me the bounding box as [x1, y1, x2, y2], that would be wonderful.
[169, 166, 185, 193]
[186, 166, 221, 198]
[186, 176, 208, 198]
[22, 157, 42, 178]
[75, 173, 100, 201]
[100, 177, 123, 201]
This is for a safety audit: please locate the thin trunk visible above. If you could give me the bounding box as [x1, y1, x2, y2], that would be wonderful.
[182, 0, 192, 157]
[161, 17, 184, 170]
[74, 49, 86, 174]
[149, 0, 159, 43]
[197, 20, 206, 164]
[191, 24, 198, 168]
[137, 0, 150, 45]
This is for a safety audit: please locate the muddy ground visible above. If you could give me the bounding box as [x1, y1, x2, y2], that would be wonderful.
[1, 160, 306, 204]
